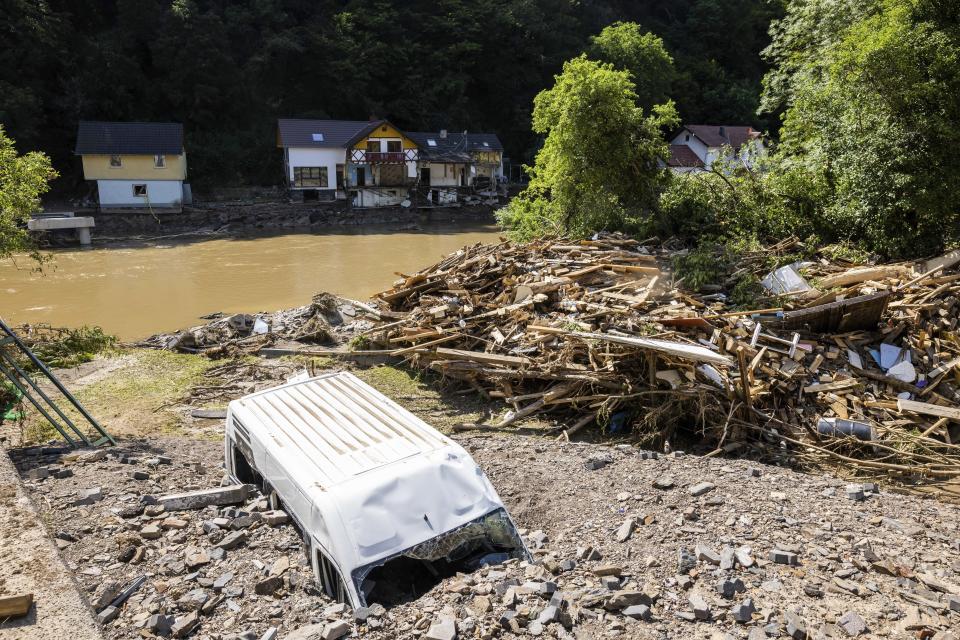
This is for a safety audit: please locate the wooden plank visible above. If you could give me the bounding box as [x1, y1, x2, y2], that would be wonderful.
[390, 333, 462, 356]
[601, 263, 661, 275]
[433, 348, 532, 366]
[0, 593, 33, 618]
[923, 248, 960, 274]
[819, 265, 911, 288]
[803, 379, 861, 394]
[897, 398, 960, 421]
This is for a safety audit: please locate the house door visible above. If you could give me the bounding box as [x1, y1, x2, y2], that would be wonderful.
[356, 167, 366, 187]
[420, 167, 431, 185]
[460, 167, 466, 187]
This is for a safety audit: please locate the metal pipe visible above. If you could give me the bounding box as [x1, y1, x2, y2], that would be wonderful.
[0, 358, 76, 445]
[0, 319, 114, 445]
[0, 348, 89, 444]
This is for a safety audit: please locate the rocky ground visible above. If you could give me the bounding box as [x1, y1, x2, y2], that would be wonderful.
[9, 431, 960, 640]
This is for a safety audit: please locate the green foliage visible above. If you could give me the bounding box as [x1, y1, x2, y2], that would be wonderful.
[16, 325, 117, 370]
[498, 56, 678, 240]
[348, 334, 370, 351]
[0, 1, 778, 187]
[672, 242, 728, 290]
[0, 126, 56, 261]
[729, 274, 765, 308]
[588, 22, 675, 111]
[761, 0, 960, 258]
[655, 157, 827, 245]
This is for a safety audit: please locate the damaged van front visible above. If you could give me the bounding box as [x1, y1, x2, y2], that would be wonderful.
[224, 371, 529, 609]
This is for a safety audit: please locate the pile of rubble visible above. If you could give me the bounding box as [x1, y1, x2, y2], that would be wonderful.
[13, 435, 960, 639]
[361, 236, 960, 482]
[137, 293, 368, 358]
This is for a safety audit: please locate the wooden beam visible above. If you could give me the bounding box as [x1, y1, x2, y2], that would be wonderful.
[432, 348, 532, 366]
[0, 593, 33, 618]
[897, 399, 960, 421]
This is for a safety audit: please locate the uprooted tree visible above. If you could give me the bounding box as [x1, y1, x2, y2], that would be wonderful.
[497, 55, 678, 241]
[0, 126, 57, 261]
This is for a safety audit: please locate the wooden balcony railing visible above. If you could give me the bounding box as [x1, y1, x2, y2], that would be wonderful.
[365, 151, 406, 164]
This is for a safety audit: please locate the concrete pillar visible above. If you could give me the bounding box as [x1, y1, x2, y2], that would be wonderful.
[77, 227, 91, 246]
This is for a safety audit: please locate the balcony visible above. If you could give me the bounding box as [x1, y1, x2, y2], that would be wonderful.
[365, 151, 406, 164]
[350, 149, 418, 164]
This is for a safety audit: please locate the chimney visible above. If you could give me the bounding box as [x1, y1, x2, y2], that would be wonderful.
[439, 129, 447, 139]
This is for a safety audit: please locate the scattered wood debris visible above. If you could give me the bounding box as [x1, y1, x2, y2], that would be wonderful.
[358, 234, 960, 483]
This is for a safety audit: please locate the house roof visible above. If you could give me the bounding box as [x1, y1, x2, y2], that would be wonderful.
[666, 145, 705, 168]
[276, 118, 383, 148]
[683, 125, 761, 150]
[406, 131, 503, 162]
[75, 121, 184, 155]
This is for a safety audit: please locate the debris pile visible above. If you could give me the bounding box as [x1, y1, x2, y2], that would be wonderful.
[138, 293, 363, 357]
[363, 235, 960, 482]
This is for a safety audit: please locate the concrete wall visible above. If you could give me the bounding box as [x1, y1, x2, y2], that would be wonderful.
[82, 153, 187, 180]
[423, 163, 464, 187]
[83, 201, 499, 237]
[287, 147, 345, 189]
[97, 179, 183, 208]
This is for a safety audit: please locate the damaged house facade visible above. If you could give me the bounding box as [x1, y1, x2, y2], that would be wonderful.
[666, 125, 766, 173]
[277, 119, 503, 208]
[75, 121, 190, 210]
[407, 131, 504, 205]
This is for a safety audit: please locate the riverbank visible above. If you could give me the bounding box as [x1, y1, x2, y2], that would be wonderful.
[36, 201, 499, 244]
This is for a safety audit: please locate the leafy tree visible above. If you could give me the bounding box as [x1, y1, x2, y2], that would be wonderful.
[588, 21, 675, 111]
[0, 126, 57, 260]
[762, 0, 960, 257]
[498, 56, 678, 240]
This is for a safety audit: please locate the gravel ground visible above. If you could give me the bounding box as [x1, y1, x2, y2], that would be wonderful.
[0, 449, 101, 640]
[9, 433, 960, 640]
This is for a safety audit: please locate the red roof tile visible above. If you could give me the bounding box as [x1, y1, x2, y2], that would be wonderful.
[667, 145, 705, 168]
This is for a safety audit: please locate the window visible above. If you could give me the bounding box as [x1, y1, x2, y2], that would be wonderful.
[154, 154, 165, 168]
[336, 164, 345, 189]
[133, 184, 147, 197]
[293, 167, 328, 188]
[311, 133, 324, 142]
[482, 142, 489, 147]
[316, 549, 349, 603]
[110, 155, 122, 167]
[366, 140, 380, 153]
[387, 140, 401, 153]
[427, 139, 437, 147]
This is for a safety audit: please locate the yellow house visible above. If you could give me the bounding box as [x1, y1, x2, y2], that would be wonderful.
[76, 121, 188, 210]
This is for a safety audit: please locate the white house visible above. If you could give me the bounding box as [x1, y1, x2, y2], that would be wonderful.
[277, 118, 419, 207]
[75, 121, 188, 210]
[668, 125, 765, 173]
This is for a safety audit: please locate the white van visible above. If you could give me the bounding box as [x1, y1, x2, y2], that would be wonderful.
[224, 371, 529, 608]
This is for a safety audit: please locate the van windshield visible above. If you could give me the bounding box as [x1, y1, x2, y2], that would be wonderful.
[351, 508, 527, 607]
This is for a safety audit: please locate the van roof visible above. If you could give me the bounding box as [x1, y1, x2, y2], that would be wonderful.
[231, 372, 451, 487]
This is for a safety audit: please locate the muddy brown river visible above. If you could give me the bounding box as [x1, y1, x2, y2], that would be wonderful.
[1, 224, 502, 340]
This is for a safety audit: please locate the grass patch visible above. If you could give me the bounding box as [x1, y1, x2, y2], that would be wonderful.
[355, 364, 429, 398]
[21, 349, 216, 442]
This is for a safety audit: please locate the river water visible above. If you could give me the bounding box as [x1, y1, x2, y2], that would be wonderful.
[1, 224, 503, 340]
